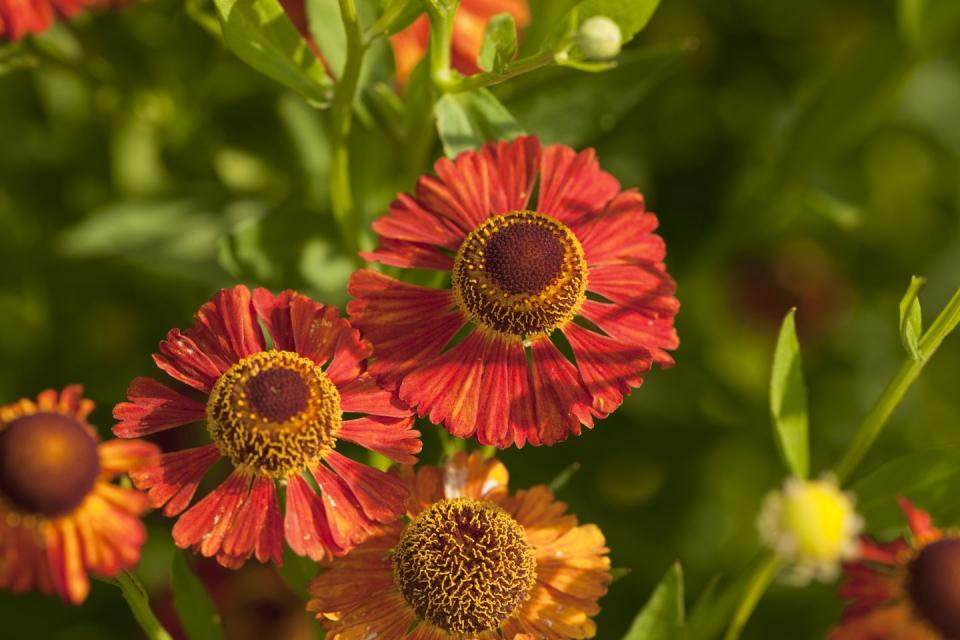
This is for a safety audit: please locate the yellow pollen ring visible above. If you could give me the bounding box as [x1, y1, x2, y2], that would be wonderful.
[206, 350, 342, 478]
[452, 211, 588, 340]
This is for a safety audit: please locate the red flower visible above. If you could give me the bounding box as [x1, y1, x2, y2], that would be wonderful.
[390, 0, 531, 85]
[349, 135, 679, 448]
[0, 0, 122, 42]
[830, 498, 952, 639]
[113, 286, 421, 569]
[0, 386, 157, 603]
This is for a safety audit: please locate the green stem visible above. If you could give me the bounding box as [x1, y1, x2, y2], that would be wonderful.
[115, 571, 174, 640]
[329, 0, 366, 262]
[363, 0, 413, 43]
[723, 553, 781, 640]
[834, 288, 960, 482]
[425, 0, 459, 90]
[447, 51, 558, 93]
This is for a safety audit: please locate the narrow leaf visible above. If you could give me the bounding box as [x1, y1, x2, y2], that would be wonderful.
[622, 563, 685, 640]
[478, 13, 517, 73]
[769, 309, 810, 478]
[435, 89, 525, 157]
[899, 276, 926, 361]
[172, 551, 223, 640]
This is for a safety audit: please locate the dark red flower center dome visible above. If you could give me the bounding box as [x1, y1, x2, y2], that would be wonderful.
[908, 537, 960, 638]
[0, 412, 100, 517]
[452, 211, 587, 338]
[393, 497, 537, 633]
[206, 350, 342, 477]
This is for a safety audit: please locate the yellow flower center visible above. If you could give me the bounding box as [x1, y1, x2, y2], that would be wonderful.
[907, 537, 960, 638]
[206, 350, 342, 478]
[0, 412, 100, 517]
[393, 497, 537, 634]
[452, 211, 587, 339]
[780, 480, 851, 561]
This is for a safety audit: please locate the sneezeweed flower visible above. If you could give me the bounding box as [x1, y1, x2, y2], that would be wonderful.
[830, 498, 959, 640]
[0, 386, 157, 603]
[758, 476, 863, 584]
[349, 135, 679, 448]
[307, 451, 611, 638]
[390, 0, 531, 85]
[113, 285, 421, 569]
[0, 0, 124, 42]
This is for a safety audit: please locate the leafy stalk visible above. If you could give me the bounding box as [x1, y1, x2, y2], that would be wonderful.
[722, 553, 781, 640]
[447, 51, 560, 93]
[425, 0, 460, 90]
[114, 571, 174, 640]
[363, 0, 414, 42]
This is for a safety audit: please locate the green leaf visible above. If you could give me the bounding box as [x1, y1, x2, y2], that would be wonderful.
[0, 43, 38, 76]
[548, 461, 581, 492]
[376, 0, 426, 36]
[171, 551, 223, 640]
[114, 571, 174, 640]
[899, 276, 926, 361]
[769, 309, 810, 478]
[622, 563, 685, 640]
[478, 13, 517, 73]
[307, 0, 346, 76]
[434, 89, 525, 157]
[568, 0, 661, 46]
[213, 0, 333, 105]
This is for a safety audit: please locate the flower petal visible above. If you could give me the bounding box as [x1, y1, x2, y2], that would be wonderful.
[220, 475, 283, 566]
[339, 415, 421, 465]
[324, 451, 408, 524]
[284, 473, 340, 561]
[190, 285, 266, 363]
[338, 374, 411, 418]
[575, 190, 665, 267]
[537, 144, 619, 228]
[172, 469, 250, 558]
[311, 464, 376, 550]
[473, 336, 537, 448]
[129, 444, 221, 516]
[563, 322, 651, 417]
[97, 439, 159, 476]
[580, 298, 679, 368]
[361, 236, 456, 270]
[112, 377, 205, 437]
[528, 338, 594, 445]
[153, 329, 223, 392]
[46, 518, 89, 604]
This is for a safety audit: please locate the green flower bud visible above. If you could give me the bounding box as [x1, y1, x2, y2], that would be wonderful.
[577, 16, 622, 61]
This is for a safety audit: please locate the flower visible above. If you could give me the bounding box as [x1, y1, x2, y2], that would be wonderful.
[348, 135, 679, 448]
[113, 285, 421, 569]
[0, 386, 157, 603]
[0, 0, 122, 42]
[307, 451, 611, 639]
[576, 16, 622, 61]
[830, 498, 958, 640]
[390, 0, 531, 85]
[758, 476, 863, 584]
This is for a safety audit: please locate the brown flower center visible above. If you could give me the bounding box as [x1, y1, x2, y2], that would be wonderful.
[0, 412, 100, 517]
[207, 350, 342, 478]
[908, 537, 960, 639]
[452, 211, 587, 339]
[393, 497, 537, 634]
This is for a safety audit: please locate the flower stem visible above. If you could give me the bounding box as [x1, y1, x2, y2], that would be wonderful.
[115, 570, 174, 640]
[329, 0, 366, 262]
[363, 0, 413, 43]
[425, 0, 459, 90]
[447, 51, 559, 93]
[834, 287, 960, 482]
[723, 552, 781, 640]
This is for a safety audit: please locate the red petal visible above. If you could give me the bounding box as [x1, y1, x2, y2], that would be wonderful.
[563, 322, 651, 416]
[339, 415, 421, 464]
[252, 288, 298, 351]
[361, 237, 455, 270]
[324, 451, 408, 523]
[154, 329, 223, 392]
[311, 464, 376, 549]
[112, 377, 206, 437]
[338, 374, 411, 418]
[347, 270, 466, 387]
[537, 145, 620, 228]
[220, 475, 281, 566]
[480, 135, 541, 213]
[172, 469, 250, 558]
[325, 319, 373, 388]
[46, 519, 89, 604]
[371, 191, 467, 251]
[190, 285, 265, 363]
[473, 336, 537, 448]
[529, 338, 594, 445]
[257, 483, 285, 565]
[580, 298, 679, 367]
[290, 296, 345, 368]
[576, 190, 665, 267]
[898, 497, 938, 539]
[129, 444, 221, 516]
[284, 474, 340, 561]
[418, 158, 490, 233]
[97, 439, 159, 475]
[398, 330, 492, 439]
[587, 263, 679, 315]
[56, 385, 92, 419]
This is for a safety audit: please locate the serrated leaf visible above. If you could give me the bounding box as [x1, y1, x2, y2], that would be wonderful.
[769, 309, 810, 478]
[172, 551, 223, 640]
[899, 275, 926, 361]
[478, 13, 517, 73]
[213, 0, 332, 105]
[622, 563, 685, 640]
[435, 89, 525, 157]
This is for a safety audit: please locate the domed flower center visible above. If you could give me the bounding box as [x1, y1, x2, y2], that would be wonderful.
[206, 350, 342, 478]
[393, 497, 537, 634]
[908, 537, 960, 638]
[0, 412, 100, 517]
[452, 211, 587, 339]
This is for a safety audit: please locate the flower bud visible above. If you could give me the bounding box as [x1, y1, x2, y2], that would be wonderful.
[757, 476, 862, 584]
[577, 16, 622, 61]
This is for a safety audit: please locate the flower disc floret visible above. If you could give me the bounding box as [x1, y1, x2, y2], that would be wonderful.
[452, 211, 587, 339]
[0, 412, 100, 517]
[206, 350, 342, 478]
[393, 497, 537, 633]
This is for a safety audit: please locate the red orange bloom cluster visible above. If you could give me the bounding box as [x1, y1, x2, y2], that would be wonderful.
[0, 0, 124, 41]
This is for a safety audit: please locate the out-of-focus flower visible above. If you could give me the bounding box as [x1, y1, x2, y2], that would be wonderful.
[577, 16, 622, 61]
[0, 0, 124, 42]
[758, 476, 863, 584]
[113, 285, 420, 569]
[390, 0, 531, 85]
[349, 135, 678, 448]
[0, 386, 157, 603]
[830, 498, 958, 640]
[307, 451, 611, 638]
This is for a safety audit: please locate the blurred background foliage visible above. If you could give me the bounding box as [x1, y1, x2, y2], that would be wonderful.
[2, 0, 960, 637]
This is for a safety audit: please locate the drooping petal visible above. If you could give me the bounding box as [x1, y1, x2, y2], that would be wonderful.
[473, 336, 538, 448]
[97, 439, 159, 476]
[284, 473, 340, 561]
[129, 444, 221, 516]
[172, 469, 250, 558]
[220, 475, 283, 567]
[338, 415, 421, 465]
[112, 377, 205, 437]
[311, 464, 376, 550]
[580, 298, 679, 367]
[563, 322, 652, 416]
[337, 374, 411, 418]
[528, 338, 594, 445]
[537, 144, 620, 229]
[153, 329, 223, 392]
[45, 519, 89, 605]
[324, 451, 408, 524]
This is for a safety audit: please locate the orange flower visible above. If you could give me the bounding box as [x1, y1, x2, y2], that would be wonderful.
[307, 451, 611, 639]
[0, 0, 125, 41]
[830, 498, 954, 639]
[390, 0, 531, 84]
[0, 386, 157, 603]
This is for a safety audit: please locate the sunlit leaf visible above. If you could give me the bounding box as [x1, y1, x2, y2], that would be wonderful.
[622, 563, 685, 640]
[171, 551, 223, 640]
[769, 309, 809, 478]
[899, 276, 926, 361]
[435, 89, 525, 157]
[478, 13, 517, 73]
